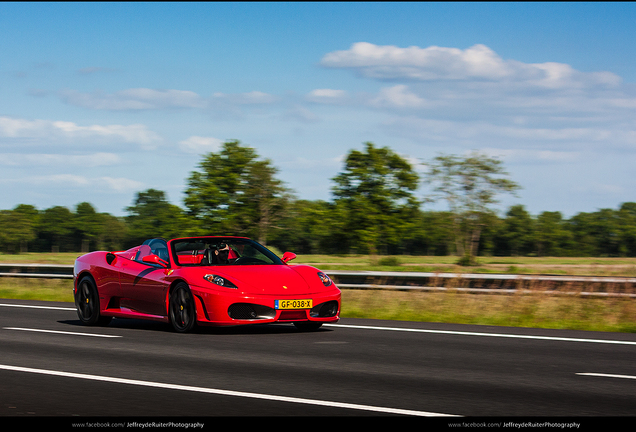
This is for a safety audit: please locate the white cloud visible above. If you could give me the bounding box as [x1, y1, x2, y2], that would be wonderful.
[0, 117, 51, 137]
[322, 42, 510, 81]
[283, 105, 319, 123]
[212, 91, 278, 105]
[59, 86, 282, 115]
[306, 88, 348, 104]
[380, 116, 636, 152]
[0, 116, 161, 147]
[0, 152, 121, 167]
[178, 136, 223, 154]
[371, 85, 429, 108]
[100, 177, 145, 192]
[314, 43, 636, 153]
[60, 88, 207, 110]
[39, 174, 91, 187]
[52, 121, 161, 144]
[321, 42, 621, 89]
[278, 155, 344, 170]
[309, 89, 347, 98]
[319, 40, 636, 157]
[5, 174, 144, 192]
[480, 147, 582, 163]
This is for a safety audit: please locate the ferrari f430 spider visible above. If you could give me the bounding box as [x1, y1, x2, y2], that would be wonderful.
[73, 237, 340, 332]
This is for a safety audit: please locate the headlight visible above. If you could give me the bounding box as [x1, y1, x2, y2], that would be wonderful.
[317, 272, 332, 287]
[204, 274, 237, 288]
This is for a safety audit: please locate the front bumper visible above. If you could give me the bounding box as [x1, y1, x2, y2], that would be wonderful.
[190, 285, 341, 326]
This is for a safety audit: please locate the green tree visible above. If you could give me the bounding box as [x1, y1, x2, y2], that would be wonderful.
[591, 208, 622, 256]
[0, 206, 37, 253]
[11, 204, 39, 253]
[184, 140, 289, 244]
[565, 209, 625, 257]
[126, 189, 191, 245]
[331, 142, 419, 255]
[535, 211, 571, 256]
[36, 206, 75, 252]
[74, 202, 104, 252]
[474, 211, 502, 256]
[420, 211, 456, 256]
[424, 151, 520, 265]
[267, 199, 327, 254]
[99, 213, 129, 251]
[499, 205, 535, 256]
[617, 202, 636, 256]
[566, 212, 597, 256]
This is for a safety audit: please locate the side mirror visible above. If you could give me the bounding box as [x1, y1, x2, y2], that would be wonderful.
[282, 252, 297, 264]
[142, 254, 169, 268]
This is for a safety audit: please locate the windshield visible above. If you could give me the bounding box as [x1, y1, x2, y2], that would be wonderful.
[171, 238, 283, 266]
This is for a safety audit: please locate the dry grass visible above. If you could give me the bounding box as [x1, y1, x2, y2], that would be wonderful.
[297, 255, 636, 277]
[0, 252, 79, 265]
[341, 289, 636, 332]
[0, 278, 74, 303]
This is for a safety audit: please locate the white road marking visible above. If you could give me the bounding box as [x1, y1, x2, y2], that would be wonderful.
[577, 373, 636, 380]
[325, 324, 636, 346]
[0, 302, 75, 311]
[0, 364, 456, 417]
[3, 327, 121, 338]
[3, 300, 634, 347]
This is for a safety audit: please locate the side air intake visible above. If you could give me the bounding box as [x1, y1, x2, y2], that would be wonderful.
[228, 303, 276, 320]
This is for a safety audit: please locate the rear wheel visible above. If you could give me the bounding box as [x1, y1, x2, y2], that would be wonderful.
[169, 282, 197, 333]
[75, 276, 112, 326]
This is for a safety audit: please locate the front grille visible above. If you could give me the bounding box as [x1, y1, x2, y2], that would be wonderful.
[277, 310, 307, 321]
[228, 303, 276, 320]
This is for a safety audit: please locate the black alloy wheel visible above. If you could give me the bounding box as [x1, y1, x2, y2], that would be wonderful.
[75, 276, 112, 326]
[169, 282, 197, 333]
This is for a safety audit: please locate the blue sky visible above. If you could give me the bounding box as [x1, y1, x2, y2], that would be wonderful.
[1, 2, 636, 217]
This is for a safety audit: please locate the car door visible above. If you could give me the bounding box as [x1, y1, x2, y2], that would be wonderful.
[119, 245, 171, 318]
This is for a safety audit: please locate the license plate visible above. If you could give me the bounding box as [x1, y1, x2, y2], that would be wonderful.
[275, 299, 312, 310]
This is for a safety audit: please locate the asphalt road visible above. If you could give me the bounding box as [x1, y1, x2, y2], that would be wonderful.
[1, 299, 635, 423]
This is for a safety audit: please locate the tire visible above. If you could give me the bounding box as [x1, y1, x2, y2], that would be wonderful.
[169, 282, 197, 333]
[293, 322, 323, 331]
[75, 276, 112, 326]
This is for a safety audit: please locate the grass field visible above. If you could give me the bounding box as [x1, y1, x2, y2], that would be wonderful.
[294, 254, 636, 277]
[2, 253, 636, 333]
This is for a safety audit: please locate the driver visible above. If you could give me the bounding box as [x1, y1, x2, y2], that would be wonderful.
[214, 243, 231, 264]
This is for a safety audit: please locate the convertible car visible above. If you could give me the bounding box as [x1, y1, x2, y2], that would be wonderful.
[73, 237, 340, 332]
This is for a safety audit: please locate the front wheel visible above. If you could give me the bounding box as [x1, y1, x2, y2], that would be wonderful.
[75, 276, 111, 326]
[169, 283, 197, 333]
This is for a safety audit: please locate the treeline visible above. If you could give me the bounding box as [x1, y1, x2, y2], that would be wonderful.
[2, 140, 636, 258]
[2, 199, 636, 258]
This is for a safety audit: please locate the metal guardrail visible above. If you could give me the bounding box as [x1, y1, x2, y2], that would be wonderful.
[325, 270, 636, 297]
[326, 269, 636, 283]
[0, 263, 74, 279]
[1, 264, 635, 297]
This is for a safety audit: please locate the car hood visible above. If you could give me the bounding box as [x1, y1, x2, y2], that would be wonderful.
[185, 264, 334, 295]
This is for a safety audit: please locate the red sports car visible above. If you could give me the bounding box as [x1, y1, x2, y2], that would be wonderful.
[73, 236, 341, 332]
